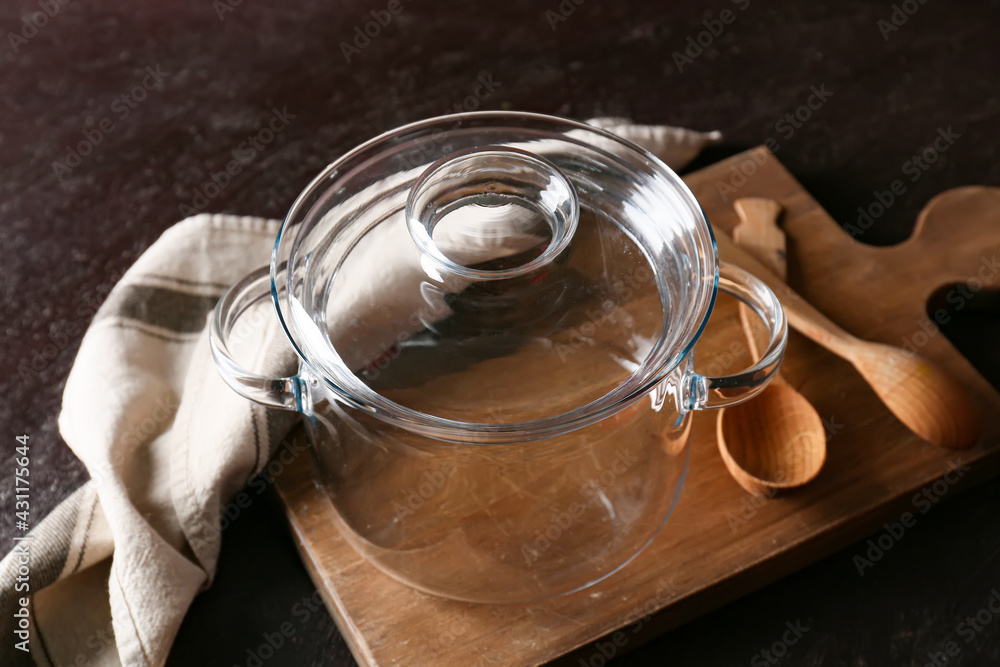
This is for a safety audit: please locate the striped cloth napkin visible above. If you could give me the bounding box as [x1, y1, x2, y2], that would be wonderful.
[0, 119, 720, 667]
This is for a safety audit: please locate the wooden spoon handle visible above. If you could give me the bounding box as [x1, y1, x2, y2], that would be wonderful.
[714, 228, 858, 358]
[719, 200, 979, 450]
[733, 198, 787, 363]
[733, 198, 788, 280]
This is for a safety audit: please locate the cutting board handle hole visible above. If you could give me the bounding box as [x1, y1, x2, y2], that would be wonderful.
[925, 283, 1000, 393]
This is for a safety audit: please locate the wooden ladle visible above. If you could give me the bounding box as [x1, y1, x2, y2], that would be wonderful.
[717, 198, 827, 496]
[715, 199, 980, 451]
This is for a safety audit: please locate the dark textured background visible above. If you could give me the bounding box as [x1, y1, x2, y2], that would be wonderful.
[2, 0, 1000, 665]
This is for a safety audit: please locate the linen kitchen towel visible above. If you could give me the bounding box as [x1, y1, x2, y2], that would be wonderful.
[0, 119, 720, 667]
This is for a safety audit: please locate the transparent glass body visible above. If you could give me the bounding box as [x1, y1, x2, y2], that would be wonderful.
[210, 112, 787, 603]
[308, 362, 691, 603]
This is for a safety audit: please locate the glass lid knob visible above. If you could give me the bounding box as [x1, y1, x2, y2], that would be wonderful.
[405, 146, 579, 281]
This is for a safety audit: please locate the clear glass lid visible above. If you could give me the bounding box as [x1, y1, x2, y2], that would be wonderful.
[273, 112, 718, 442]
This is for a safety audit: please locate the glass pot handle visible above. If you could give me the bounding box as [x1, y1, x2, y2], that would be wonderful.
[687, 262, 787, 410]
[210, 266, 308, 412]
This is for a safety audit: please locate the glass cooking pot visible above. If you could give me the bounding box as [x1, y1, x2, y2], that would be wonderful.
[211, 112, 786, 603]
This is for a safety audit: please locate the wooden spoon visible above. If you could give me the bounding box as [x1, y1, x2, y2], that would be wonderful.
[716, 198, 827, 496]
[715, 199, 980, 451]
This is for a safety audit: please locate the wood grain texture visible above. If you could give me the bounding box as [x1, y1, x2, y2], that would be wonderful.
[1, 2, 996, 664]
[733, 198, 789, 282]
[715, 177, 982, 450]
[718, 197, 828, 495]
[272, 148, 1000, 666]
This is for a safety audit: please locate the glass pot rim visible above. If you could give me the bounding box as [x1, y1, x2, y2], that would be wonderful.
[270, 111, 719, 444]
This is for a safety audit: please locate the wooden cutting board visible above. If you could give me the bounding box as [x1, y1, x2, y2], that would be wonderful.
[272, 147, 1000, 666]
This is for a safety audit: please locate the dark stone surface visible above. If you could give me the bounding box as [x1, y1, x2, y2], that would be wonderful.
[1, 0, 999, 664]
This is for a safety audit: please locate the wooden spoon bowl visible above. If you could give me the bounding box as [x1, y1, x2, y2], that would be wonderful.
[848, 340, 980, 450]
[717, 379, 827, 495]
[714, 198, 828, 496]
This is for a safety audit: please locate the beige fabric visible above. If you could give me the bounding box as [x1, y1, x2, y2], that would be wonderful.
[0, 120, 719, 666]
